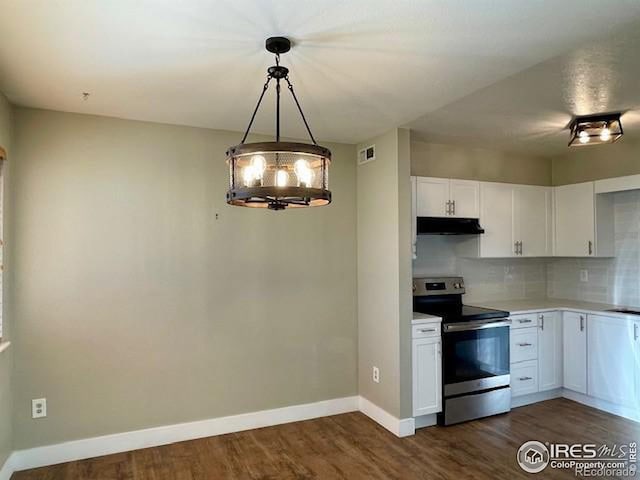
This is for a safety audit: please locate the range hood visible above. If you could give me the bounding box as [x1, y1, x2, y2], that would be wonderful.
[417, 217, 485, 235]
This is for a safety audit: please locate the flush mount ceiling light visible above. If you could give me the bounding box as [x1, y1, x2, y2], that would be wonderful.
[568, 113, 623, 147]
[226, 37, 331, 211]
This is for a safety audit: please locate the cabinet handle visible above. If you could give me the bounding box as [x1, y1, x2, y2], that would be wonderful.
[517, 342, 532, 347]
[445, 200, 451, 215]
[540, 314, 544, 331]
[634, 324, 638, 341]
[514, 241, 519, 255]
[518, 319, 532, 324]
[452, 200, 456, 215]
[419, 328, 436, 333]
[519, 241, 523, 255]
[518, 376, 533, 381]
[588, 240, 593, 256]
[580, 315, 585, 332]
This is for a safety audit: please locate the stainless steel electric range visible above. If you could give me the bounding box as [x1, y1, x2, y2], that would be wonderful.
[413, 276, 512, 425]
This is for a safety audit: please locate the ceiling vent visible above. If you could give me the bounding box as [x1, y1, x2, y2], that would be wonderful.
[358, 145, 375, 165]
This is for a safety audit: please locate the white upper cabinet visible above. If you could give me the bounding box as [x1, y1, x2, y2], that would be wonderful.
[563, 311, 587, 394]
[415, 177, 479, 218]
[416, 177, 450, 217]
[538, 311, 563, 391]
[449, 179, 480, 218]
[464, 182, 552, 258]
[588, 314, 639, 408]
[514, 185, 553, 257]
[479, 182, 515, 257]
[555, 182, 595, 257]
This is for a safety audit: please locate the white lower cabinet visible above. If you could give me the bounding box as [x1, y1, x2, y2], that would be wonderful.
[511, 360, 539, 397]
[510, 311, 560, 398]
[538, 311, 563, 391]
[511, 328, 538, 364]
[412, 329, 442, 417]
[588, 314, 639, 407]
[563, 311, 587, 394]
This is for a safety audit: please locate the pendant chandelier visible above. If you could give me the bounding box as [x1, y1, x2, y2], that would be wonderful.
[226, 37, 331, 210]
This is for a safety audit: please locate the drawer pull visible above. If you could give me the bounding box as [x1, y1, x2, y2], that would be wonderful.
[419, 328, 436, 333]
[518, 376, 533, 381]
[518, 319, 532, 323]
[517, 342, 532, 347]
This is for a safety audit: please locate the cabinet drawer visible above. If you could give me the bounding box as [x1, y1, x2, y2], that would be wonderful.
[412, 323, 441, 339]
[510, 313, 539, 329]
[510, 328, 538, 363]
[511, 360, 539, 397]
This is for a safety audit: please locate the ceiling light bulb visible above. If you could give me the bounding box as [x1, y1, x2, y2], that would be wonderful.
[578, 131, 590, 144]
[275, 169, 289, 187]
[242, 165, 257, 186]
[294, 159, 314, 187]
[250, 155, 267, 178]
[600, 127, 611, 142]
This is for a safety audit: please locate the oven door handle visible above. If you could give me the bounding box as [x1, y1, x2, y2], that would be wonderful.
[444, 319, 511, 332]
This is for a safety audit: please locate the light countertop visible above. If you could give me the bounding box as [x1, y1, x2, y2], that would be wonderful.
[412, 312, 442, 325]
[477, 298, 639, 320]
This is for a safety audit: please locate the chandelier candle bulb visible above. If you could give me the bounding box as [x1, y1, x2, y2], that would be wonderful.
[225, 37, 332, 210]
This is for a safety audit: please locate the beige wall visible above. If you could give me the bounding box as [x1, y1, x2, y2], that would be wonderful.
[11, 108, 358, 449]
[411, 140, 552, 185]
[357, 128, 411, 418]
[396, 129, 413, 419]
[0, 93, 13, 468]
[552, 138, 640, 185]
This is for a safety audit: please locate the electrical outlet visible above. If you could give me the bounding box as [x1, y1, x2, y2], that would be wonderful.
[32, 398, 47, 419]
[580, 269, 589, 283]
[372, 366, 380, 383]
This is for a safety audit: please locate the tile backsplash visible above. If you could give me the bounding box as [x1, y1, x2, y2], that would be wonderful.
[413, 190, 640, 307]
[547, 190, 640, 307]
[412, 236, 548, 304]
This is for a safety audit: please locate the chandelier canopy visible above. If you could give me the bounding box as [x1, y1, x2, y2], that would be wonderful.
[226, 37, 331, 211]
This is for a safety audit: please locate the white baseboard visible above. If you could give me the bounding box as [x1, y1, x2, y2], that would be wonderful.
[9, 395, 359, 473]
[0, 453, 16, 480]
[358, 396, 415, 437]
[562, 389, 639, 423]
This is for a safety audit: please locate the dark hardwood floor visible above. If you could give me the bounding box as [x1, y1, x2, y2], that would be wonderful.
[12, 398, 640, 480]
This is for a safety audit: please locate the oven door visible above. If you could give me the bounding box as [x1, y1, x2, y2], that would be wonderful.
[443, 320, 510, 396]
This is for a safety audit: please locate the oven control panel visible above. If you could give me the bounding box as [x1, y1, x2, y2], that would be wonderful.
[413, 276, 465, 296]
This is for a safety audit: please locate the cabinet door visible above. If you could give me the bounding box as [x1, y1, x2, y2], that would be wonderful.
[450, 179, 479, 218]
[416, 177, 450, 217]
[588, 315, 638, 407]
[563, 311, 587, 394]
[479, 182, 515, 257]
[538, 311, 563, 391]
[514, 185, 552, 257]
[555, 182, 595, 257]
[412, 337, 442, 416]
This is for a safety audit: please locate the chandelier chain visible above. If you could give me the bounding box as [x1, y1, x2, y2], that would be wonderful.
[285, 76, 317, 145]
[240, 75, 272, 144]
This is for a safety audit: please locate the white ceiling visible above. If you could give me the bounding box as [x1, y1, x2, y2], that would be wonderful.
[1, 0, 640, 153]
